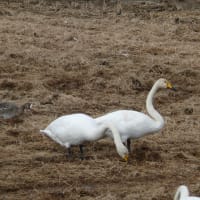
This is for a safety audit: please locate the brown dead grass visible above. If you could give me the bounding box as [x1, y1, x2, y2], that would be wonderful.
[0, 1, 200, 200]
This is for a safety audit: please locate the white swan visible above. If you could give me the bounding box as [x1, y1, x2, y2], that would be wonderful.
[40, 113, 128, 161]
[174, 185, 200, 200]
[95, 78, 175, 152]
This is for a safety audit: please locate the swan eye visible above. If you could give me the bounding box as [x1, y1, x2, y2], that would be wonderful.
[166, 81, 172, 89]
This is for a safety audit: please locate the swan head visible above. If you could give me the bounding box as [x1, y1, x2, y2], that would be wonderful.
[174, 185, 190, 200]
[117, 145, 129, 162]
[157, 78, 175, 90]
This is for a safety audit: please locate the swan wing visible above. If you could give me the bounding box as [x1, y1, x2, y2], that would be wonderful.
[45, 114, 98, 145]
[96, 110, 159, 139]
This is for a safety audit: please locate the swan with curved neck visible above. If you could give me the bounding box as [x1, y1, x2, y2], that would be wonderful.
[95, 78, 175, 152]
[174, 185, 200, 200]
[40, 113, 128, 161]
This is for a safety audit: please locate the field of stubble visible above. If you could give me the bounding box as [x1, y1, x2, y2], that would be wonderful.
[0, 1, 199, 199]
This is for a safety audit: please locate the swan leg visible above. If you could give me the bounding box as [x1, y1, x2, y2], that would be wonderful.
[67, 148, 73, 160]
[79, 144, 84, 160]
[127, 138, 131, 153]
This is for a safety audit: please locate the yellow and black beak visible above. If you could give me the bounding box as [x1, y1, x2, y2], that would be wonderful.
[166, 81, 176, 91]
[124, 154, 129, 162]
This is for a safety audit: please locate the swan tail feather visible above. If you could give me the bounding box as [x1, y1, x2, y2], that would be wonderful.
[40, 129, 50, 135]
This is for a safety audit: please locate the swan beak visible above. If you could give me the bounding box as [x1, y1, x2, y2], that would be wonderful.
[166, 82, 172, 89]
[124, 154, 129, 162]
[167, 82, 176, 91]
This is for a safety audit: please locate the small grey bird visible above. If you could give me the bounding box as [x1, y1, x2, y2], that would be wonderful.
[0, 102, 32, 120]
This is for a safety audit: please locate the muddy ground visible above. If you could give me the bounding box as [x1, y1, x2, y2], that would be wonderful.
[0, 1, 199, 199]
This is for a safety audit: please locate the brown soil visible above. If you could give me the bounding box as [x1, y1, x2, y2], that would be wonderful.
[0, 1, 200, 199]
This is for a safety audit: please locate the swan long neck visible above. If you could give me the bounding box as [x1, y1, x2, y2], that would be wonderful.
[109, 124, 123, 147]
[174, 186, 189, 200]
[99, 123, 126, 154]
[146, 81, 164, 126]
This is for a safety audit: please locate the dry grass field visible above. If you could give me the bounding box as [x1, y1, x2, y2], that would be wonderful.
[0, 0, 200, 199]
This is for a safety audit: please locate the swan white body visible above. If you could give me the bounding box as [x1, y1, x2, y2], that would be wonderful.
[174, 185, 200, 200]
[40, 113, 128, 160]
[95, 78, 174, 146]
[95, 110, 162, 143]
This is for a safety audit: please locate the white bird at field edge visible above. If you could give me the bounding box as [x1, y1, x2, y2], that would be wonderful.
[40, 113, 129, 161]
[95, 78, 176, 152]
[174, 185, 200, 200]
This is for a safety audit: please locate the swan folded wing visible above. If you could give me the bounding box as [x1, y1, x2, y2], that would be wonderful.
[47, 122, 85, 146]
[96, 110, 159, 139]
[46, 114, 101, 146]
[118, 116, 157, 139]
[96, 110, 146, 124]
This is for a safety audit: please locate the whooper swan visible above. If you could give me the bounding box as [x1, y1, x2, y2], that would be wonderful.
[40, 113, 129, 161]
[174, 185, 200, 200]
[95, 78, 176, 152]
